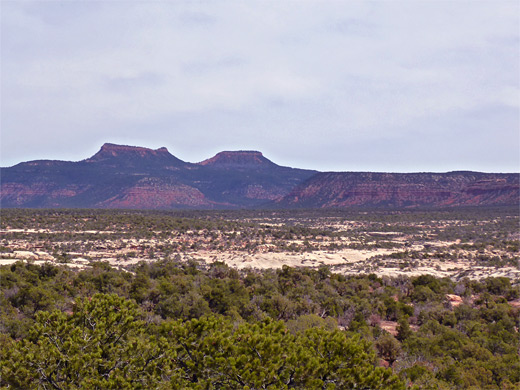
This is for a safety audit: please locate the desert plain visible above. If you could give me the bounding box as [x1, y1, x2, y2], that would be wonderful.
[1, 207, 518, 283]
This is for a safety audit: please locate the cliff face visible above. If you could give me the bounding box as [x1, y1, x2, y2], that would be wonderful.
[96, 178, 217, 209]
[276, 172, 520, 208]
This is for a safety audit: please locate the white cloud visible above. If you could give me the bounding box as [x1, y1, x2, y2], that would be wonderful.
[1, 0, 518, 171]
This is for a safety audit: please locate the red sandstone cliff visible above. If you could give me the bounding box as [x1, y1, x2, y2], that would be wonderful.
[1, 144, 518, 209]
[276, 172, 519, 208]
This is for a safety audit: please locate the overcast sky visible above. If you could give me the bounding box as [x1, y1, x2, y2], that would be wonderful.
[1, 1, 519, 172]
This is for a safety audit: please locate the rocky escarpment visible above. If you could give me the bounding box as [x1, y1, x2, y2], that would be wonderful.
[276, 172, 520, 208]
[84, 143, 187, 170]
[96, 178, 219, 209]
[1, 144, 518, 209]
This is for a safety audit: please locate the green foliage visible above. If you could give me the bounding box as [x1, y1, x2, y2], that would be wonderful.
[1, 293, 163, 389]
[286, 314, 337, 334]
[1, 256, 519, 389]
[376, 333, 401, 365]
[1, 294, 403, 390]
[157, 316, 403, 389]
[396, 317, 413, 341]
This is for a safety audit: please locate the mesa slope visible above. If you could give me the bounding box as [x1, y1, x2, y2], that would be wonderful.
[1, 143, 518, 209]
[1, 143, 315, 209]
[276, 171, 519, 208]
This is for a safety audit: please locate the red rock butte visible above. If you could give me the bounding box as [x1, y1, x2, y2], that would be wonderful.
[85, 143, 175, 162]
[199, 151, 277, 168]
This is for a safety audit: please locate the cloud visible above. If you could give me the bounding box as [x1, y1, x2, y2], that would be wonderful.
[1, 1, 518, 171]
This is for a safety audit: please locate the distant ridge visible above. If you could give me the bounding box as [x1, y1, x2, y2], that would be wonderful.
[275, 171, 520, 208]
[0, 143, 518, 209]
[0, 143, 315, 209]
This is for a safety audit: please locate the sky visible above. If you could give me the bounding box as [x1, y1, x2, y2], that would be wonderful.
[1, 1, 519, 173]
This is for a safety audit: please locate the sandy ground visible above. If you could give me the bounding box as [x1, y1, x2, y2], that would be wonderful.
[188, 248, 396, 269]
[3, 246, 517, 282]
[0, 248, 389, 269]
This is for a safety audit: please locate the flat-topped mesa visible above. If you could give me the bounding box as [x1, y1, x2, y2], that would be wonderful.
[276, 171, 520, 208]
[85, 143, 185, 166]
[199, 151, 278, 169]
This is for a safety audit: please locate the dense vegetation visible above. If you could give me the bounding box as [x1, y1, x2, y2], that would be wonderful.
[1, 259, 519, 389]
[1, 208, 518, 388]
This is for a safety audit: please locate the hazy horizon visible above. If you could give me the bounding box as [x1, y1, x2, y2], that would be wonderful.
[2, 140, 519, 174]
[2, 1, 519, 173]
